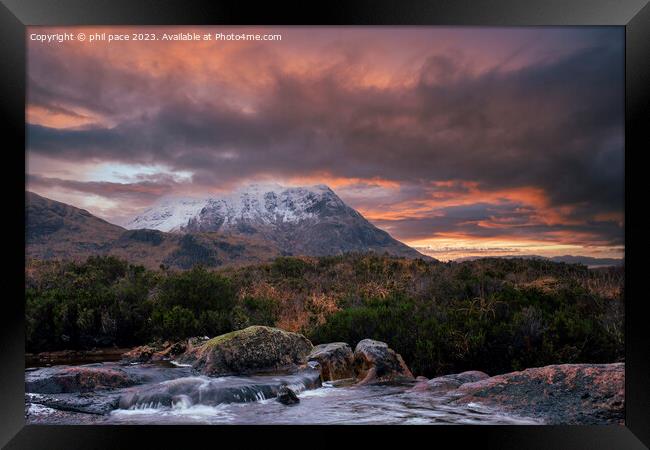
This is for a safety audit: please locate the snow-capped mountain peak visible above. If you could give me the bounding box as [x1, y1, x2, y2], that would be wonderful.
[124, 184, 344, 233]
[124, 197, 209, 232]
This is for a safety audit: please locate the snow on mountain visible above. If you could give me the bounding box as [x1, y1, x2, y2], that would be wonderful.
[124, 197, 209, 232]
[124, 184, 344, 232]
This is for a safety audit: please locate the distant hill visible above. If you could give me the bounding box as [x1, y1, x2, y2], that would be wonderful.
[26, 188, 430, 269]
[453, 254, 623, 268]
[26, 191, 125, 258]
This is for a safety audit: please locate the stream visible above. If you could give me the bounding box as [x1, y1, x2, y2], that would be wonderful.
[25, 360, 541, 425]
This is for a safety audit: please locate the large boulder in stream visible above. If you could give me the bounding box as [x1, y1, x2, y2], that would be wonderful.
[353, 339, 414, 385]
[451, 363, 624, 424]
[179, 326, 314, 376]
[25, 365, 138, 394]
[308, 342, 355, 381]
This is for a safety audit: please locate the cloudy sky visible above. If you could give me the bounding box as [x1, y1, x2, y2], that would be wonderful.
[26, 26, 624, 260]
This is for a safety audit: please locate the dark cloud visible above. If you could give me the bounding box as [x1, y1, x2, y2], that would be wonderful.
[27, 174, 179, 203]
[26, 28, 624, 250]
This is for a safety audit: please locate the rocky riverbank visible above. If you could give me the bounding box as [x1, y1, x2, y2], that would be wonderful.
[25, 326, 624, 425]
[26, 347, 130, 368]
[448, 363, 625, 424]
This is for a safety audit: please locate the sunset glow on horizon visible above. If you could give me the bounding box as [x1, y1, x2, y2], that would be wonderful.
[26, 26, 624, 261]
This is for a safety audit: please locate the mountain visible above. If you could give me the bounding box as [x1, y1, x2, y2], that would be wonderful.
[26, 192, 125, 259]
[26, 186, 430, 269]
[452, 254, 623, 268]
[125, 184, 426, 259]
[26, 192, 280, 269]
[124, 197, 209, 232]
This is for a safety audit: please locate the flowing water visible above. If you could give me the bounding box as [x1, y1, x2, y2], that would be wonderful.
[25, 361, 541, 425]
[107, 382, 540, 425]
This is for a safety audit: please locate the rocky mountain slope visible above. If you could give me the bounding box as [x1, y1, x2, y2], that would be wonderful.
[125, 184, 425, 259]
[26, 192, 125, 259]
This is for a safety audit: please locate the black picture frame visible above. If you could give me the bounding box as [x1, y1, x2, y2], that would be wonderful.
[1, 0, 648, 448]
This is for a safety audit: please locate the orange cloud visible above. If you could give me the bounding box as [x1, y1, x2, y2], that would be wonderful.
[26, 104, 105, 129]
[285, 173, 401, 190]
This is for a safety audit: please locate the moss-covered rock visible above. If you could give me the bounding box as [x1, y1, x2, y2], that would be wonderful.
[179, 326, 313, 376]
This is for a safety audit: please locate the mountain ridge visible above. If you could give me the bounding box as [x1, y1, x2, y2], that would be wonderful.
[26, 188, 430, 268]
[124, 184, 425, 259]
[124, 184, 336, 232]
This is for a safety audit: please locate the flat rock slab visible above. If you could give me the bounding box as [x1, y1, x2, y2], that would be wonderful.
[25, 364, 138, 394]
[25, 362, 197, 395]
[26, 392, 121, 415]
[451, 363, 624, 425]
[413, 371, 489, 392]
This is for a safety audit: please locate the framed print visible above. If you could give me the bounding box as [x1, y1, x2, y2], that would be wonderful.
[1, 0, 648, 448]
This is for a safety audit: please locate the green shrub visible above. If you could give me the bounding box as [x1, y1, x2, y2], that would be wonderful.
[154, 305, 199, 341]
[309, 284, 623, 377]
[271, 257, 310, 278]
[25, 254, 624, 378]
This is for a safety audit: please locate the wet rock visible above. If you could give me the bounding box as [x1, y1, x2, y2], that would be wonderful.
[118, 369, 321, 409]
[25, 400, 108, 424]
[329, 378, 356, 387]
[276, 386, 300, 405]
[122, 345, 160, 363]
[26, 392, 121, 415]
[451, 363, 624, 425]
[186, 336, 211, 348]
[414, 370, 489, 392]
[117, 363, 197, 384]
[453, 370, 490, 384]
[353, 339, 414, 385]
[142, 340, 189, 362]
[25, 364, 138, 394]
[178, 326, 314, 376]
[308, 342, 354, 381]
[122, 340, 191, 363]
